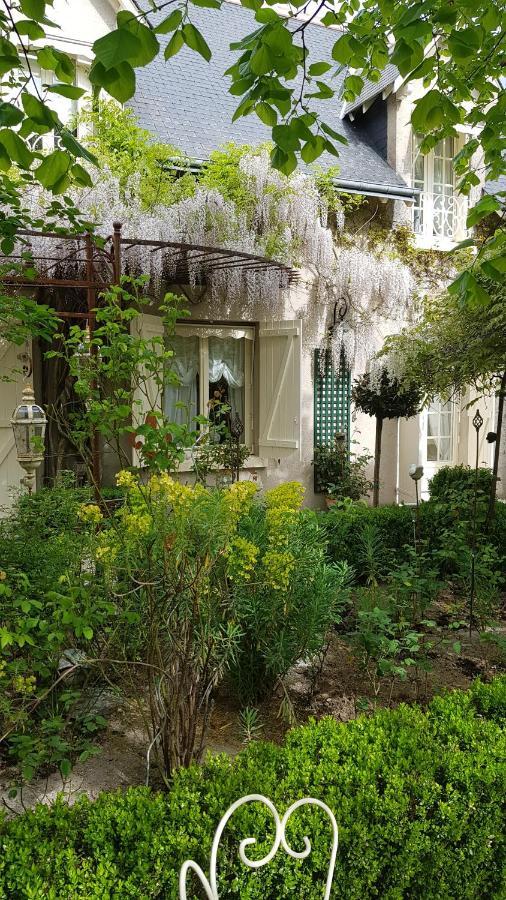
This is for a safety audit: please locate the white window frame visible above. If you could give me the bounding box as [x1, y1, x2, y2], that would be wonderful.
[171, 323, 254, 449]
[412, 133, 467, 247]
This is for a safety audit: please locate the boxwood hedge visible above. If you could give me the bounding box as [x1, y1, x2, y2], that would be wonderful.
[0, 678, 504, 899]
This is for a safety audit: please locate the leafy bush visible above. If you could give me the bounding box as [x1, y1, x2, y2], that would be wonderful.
[429, 464, 495, 503]
[0, 476, 122, 784]
[230, 482, 351, 702]
[324, 500, 506, 583]
[313, 437, 372, 500]
[0, 472, 90, 599]
[0, 678, 504, 899]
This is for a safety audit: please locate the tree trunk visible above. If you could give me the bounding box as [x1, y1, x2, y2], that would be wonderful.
[487, 369, 506, 523]
[373, 415, 383, 507]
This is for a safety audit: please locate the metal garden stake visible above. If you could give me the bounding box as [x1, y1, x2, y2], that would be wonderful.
[469, 409, 483, 638]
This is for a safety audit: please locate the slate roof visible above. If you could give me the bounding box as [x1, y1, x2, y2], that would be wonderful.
[483, 175, 506, 196]
[342, 63, 399, 117]
[131, 1, 410, 196]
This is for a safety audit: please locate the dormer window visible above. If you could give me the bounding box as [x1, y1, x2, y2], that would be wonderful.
[412, 135, 467, 246]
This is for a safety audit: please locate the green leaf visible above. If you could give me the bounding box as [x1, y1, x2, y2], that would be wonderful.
[321, 121, 348, 144]
[36, 149, 71, 189]
[191, 0, 221, 7]
[116, 11, 159, 67]
[22, 93, 57, 127]
[20, 0, 46, 20]
[306, 80, 334, 100]
[343, 74, 364, 98]
[59, 129, 97, 165]
[90, 60, 136, 103]
[466, 195, 501, 228]
[15, 19, 46, 40]
[448, 27, 482, 61]
[255, 101, 277, 126]
[47, 84, 86, 100]
[308, 61, 332, 76]
[448, 270, 490, 307]
[83, 626, 93, 640]
[272, 123, 300, 152]
[155, 10, 183, 33]
[71, 163, 92, 186]
[255, 8, 280, 22]
[301, 136, 326, 164]
[0, 37, 20, 76]
[411, 90, 461, 131]
[332, 34, 354, 64]
[0, 129, 33, 168]
[93, 28, 141, 70]
[0, 102, 24, 126]
[271, 145, 297, 175]
[182, 24, 212, 62]
[391, 38, 424, 77]
[164, 30, 184, 60]
[250, 44, 274, 75]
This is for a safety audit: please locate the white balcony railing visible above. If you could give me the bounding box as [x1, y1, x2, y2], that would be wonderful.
[413, 191, 468, 245]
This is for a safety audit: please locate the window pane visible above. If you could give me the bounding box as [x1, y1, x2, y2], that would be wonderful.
[164, 335, 199, 426]
[439, 437, 452, 461]
[208, 336, 245, 441]
[427, 438, 438, 461]
[440, 412, 452, 436]
[427, 414, 438, 436]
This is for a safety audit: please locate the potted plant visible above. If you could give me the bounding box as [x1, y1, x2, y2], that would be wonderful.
[313, 436, 372, 507]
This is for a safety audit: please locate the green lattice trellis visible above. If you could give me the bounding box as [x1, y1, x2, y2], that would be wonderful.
[313, 349, 351, 447]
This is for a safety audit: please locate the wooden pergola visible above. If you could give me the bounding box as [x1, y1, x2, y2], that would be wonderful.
[1, 223, 297, 488]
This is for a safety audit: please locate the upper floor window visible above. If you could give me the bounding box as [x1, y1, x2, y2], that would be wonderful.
[412, 135, 467, 245]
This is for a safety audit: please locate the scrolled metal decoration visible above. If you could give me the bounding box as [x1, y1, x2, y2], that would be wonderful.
[179, 794, 338, 899]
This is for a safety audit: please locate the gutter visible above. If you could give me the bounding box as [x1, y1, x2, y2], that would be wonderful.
[332, 178, 416, 202]
[165, 158, 416, 203]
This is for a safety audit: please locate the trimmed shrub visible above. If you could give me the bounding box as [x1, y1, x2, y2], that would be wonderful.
[323, 500, 506, 581]
[428, 464, 495, 503]
[0, 678, 504, 899]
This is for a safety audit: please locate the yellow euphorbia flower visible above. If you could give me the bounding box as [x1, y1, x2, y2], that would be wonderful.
[78, 504, 103, 525]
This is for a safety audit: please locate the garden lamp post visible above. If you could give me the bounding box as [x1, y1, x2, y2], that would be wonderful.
[409, 464, 424, 553]
[469, 409, 483, 638]
[11, 383, 47, 495]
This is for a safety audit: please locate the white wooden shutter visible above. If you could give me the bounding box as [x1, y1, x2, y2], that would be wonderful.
[130, 314, 165, 467]
[258, 320, 301, 458]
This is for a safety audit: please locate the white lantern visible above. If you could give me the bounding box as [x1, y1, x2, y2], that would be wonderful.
[11, 384, 47, 493]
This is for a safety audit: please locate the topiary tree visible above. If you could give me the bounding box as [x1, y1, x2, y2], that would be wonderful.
[352, 369, 421, 506]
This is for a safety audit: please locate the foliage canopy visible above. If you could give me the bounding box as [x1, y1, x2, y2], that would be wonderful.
[0, 0, 504, 305]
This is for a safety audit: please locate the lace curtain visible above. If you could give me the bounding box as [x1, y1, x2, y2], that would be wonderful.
[208, 336, 244, 424]
[164, 335, 199, 425]
[164, 334, 245, 427]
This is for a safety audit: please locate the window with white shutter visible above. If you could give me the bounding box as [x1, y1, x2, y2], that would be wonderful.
[258, 320, 301, 458]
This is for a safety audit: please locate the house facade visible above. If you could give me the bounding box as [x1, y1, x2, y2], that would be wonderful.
[1, 0, 503, 509]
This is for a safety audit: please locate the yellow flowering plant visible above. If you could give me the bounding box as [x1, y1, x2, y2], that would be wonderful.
[84, 471, 261, 782]
[226, 482, 352, 704]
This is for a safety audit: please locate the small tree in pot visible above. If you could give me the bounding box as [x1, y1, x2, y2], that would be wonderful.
[352, 369, 421, 507]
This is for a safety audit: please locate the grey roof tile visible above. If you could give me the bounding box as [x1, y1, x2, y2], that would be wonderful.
[130, 2, 407, 190]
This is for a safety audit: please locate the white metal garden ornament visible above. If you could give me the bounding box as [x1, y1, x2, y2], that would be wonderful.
[179, 794, 338, 899]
